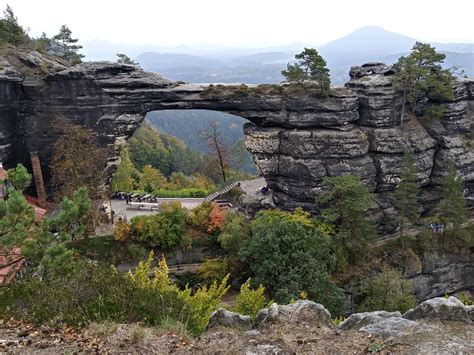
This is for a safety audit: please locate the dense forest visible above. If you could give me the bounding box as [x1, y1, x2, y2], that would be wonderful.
[112, 122, 255, 195]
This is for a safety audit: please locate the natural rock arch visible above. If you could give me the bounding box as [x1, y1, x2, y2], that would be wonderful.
[1, 51, 473, 232]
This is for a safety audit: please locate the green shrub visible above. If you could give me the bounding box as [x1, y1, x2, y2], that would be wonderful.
[458, 292, 474, 306]
[358, 267, 417, 313]
[232, 278, 269, 319]
[153, 188, 209, 198]
[239, 209, 342, 314]
[130, 202, 186, 248]
[198, 257, 229, 284]
[1, 252, 229, 336]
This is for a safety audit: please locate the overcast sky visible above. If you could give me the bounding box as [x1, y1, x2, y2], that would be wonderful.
[2, 0, 473, 47]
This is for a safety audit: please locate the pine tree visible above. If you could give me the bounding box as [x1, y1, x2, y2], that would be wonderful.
[394, 150, 420, 241]
[52, 25, 84, 62]
[116, 53, 137, 65]
[281, 48, 331, 95]
[319, 175, 376, 270]
[437, 161, 469, 241]
[0, 5, 28, 46]
[393, 42, 454, 125]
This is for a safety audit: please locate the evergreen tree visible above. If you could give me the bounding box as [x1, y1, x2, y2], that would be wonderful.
[34, 32, 52, 54]
[437, 161, 469, 241]
[0, 5, 28, 46]
[359, 267, 416, 313]
[111, 147, 139, 192]
[393, 42, 454, 124]
[6, 163, 32, 192]
[281, 48, 331, 95]
[52, 25, 83, 62]
[394, 150, 420, 241]
[116, 53, 137, 65]
[318, 175, 376, 270]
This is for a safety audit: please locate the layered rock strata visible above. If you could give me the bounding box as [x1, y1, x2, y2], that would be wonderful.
[0, 50, 472, 232]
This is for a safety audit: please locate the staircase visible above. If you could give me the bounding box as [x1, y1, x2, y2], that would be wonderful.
[204, 181, 240, 203]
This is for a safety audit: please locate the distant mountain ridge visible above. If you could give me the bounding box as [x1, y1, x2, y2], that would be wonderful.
[88, 26, 473, 84]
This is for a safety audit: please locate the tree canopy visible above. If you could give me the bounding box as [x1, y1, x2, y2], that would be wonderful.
[319, 175, 376, 270]
[281, 48, 331, 95]
[394, 150, 420, 240]
[239, 208, 341, 313]
[393, 42, 454, 123]
[52, 25, 84, 62]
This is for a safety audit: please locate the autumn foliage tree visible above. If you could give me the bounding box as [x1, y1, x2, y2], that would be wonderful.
[50, 117, 110, 201]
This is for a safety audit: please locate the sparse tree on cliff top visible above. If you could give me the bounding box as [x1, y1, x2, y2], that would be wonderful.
[116, 53, 138, 65]
[437, 161, 469, 241]
[52, 25, 84, 62]
[282, 48, 331, 95]
[0, 5, 28, 46]
[393, 42, 454, 125]
[394, 150, 420, 242]
[50, 117, 109, 201]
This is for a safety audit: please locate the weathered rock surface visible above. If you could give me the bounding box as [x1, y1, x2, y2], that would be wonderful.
[403, 296, 471, 323]
[254, 300, 333, 329]
[0, 49, 473, 236]
[339, 310, 402, 330]
[207, 308, 251, 329]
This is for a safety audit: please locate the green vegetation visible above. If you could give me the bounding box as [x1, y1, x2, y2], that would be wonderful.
[437, 161, 470, 242]
[0, 5, 83, 63]
[6, 163, 31, 192]
[239, 209, 342, 314]
[319, 175, 376, 270]
[0, 165, 93, 276]
[358, 267, 417, 313]
[116, 53, 137, 65]
[393, 42, 454, 123]
[0, 6, 27, 46]
[130, 202, 187, 248]
[198, 257, 229, 284]
[1, 253, 229, 336]
[394, 150, 420, 242]
[281, 48, 331, 96]
[112, 122, 253, 196]
[52, 24, 84, 62]
[232, 278, 269, 319]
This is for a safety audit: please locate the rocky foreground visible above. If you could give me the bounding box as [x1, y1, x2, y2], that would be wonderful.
[1, 297, 472, 353]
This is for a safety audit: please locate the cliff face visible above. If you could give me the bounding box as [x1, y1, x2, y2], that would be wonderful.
[0, 50, 472, 231]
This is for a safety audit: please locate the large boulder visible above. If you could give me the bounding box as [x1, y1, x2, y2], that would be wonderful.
[254, 300, 333, 329]
[403, 296, 471, 323]
[339, 310, 402, 330]
[207, 309, 251, 329]
[359, 317, 435, 339]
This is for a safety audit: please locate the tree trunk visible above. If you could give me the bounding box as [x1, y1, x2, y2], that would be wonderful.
[400, 89, 407, 126]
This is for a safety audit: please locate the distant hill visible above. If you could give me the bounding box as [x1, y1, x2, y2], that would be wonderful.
[133, 26, 473, 85]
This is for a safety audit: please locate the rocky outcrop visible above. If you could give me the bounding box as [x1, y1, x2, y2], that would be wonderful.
[254, 300, 333, 329]
[207, 309, 251, 329]
[403, 296, 471, 323]
[0, 51, 472, 232]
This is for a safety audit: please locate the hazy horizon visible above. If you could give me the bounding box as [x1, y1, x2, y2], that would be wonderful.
[3, 0, 473, 50]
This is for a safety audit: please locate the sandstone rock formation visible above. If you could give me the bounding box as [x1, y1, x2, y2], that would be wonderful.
[0, 49, 472, 233]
